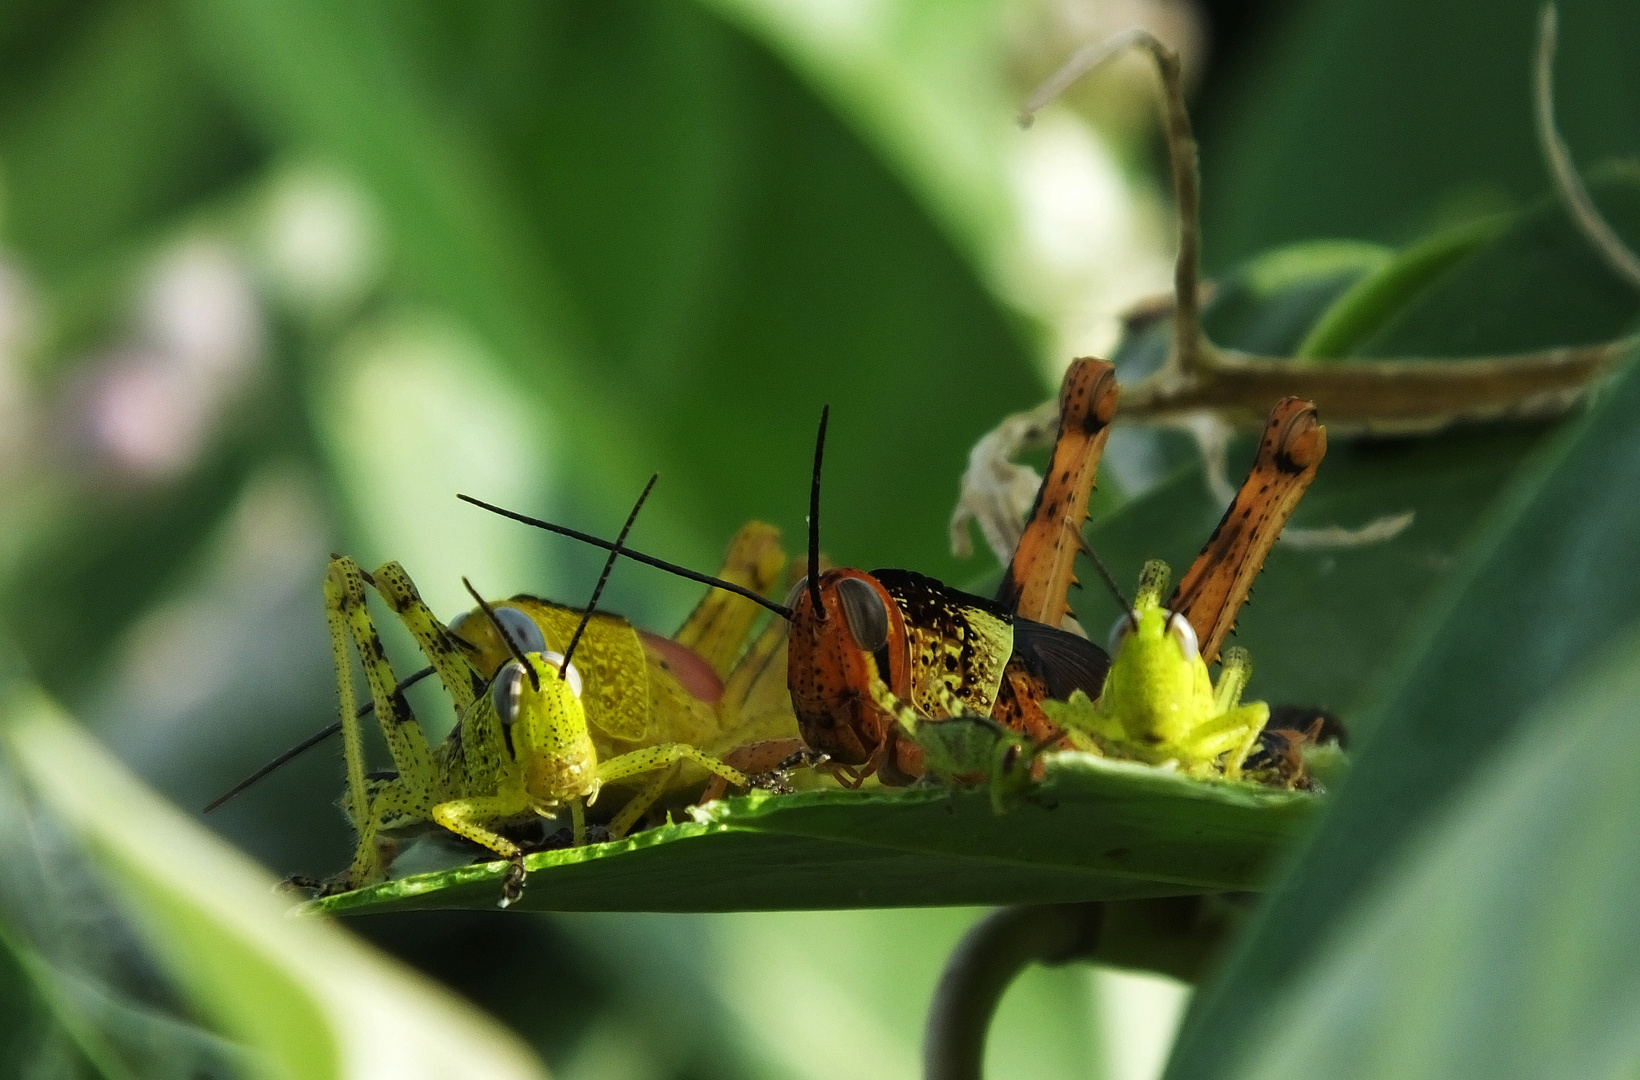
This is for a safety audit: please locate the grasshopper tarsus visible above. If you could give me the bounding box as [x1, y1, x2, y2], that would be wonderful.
[498, 855, 527, 909]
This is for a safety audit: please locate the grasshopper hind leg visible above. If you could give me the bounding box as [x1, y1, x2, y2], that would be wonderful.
[324, 557, 440, 890]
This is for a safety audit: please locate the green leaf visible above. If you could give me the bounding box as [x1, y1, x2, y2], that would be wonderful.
[1355, 170, 1640, 355]
[1294, 214, 1506, 359]
[1216, 625, 1640, 1080]
[1, 686, 549, 1080]
[1202, 239, 1392, 357]
[318, 755, 1314, 915]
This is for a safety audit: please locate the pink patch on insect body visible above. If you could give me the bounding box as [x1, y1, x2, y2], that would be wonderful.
[638, 632, 725, 706]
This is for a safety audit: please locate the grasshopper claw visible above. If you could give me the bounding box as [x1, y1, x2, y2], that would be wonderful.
[498, 855, 527, 909]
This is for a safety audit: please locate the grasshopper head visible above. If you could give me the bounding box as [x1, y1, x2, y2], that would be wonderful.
[491, 651, 598, 801]
[785, 567, 910, 766]
[1100, 560, 1209, 742]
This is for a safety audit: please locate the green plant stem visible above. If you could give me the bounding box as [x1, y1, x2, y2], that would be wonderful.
[924, 897, 1238, 1080]
[923, 904, 1101, 1080]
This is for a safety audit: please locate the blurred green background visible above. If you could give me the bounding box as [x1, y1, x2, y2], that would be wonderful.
[1, 0, 1638, 1078]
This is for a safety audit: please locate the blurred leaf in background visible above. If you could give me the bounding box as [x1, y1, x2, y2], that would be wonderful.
[2, 683, 549, 1080]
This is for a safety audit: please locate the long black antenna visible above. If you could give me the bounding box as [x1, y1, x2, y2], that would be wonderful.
[561, 475, 655, 676]
[464, 577, 539, 691]
[456, 494, 793, 620]
[808, 406, 828, 615]
[1080, 537, 1139, 628]
[203, 665, 436, 813]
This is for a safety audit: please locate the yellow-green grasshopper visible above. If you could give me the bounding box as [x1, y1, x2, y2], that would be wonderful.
[319, 479, 762, 906]
[1044, 559, 1269, 779]
[213, 511, 804, 828]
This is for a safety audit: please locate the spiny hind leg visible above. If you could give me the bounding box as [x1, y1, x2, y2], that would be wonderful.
[369, 561, 488, 712]
[995, 358, 1119, 629]
[1167, 402, 1325, 665]
[326, 557, 436, 827]
[673, 523, 787, 679]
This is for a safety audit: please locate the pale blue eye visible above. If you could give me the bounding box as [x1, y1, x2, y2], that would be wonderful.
[1167, 612, 1199, 660]
[492, 661, 526, 726]
[493, 606, 546, 656]
[783, 576, 809, 613]
[539, 651, 583, 699]
[836, 577, 890, 652]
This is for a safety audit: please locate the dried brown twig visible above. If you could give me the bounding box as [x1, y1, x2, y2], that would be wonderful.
[952, 22, 1638, 564]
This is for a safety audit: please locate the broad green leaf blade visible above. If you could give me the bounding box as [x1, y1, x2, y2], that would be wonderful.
[1163, 341, 1640, 1080]
[318, 755, 1314, 915]
[1226, 626, 1640, 1080]
[2, 687, 548, 1080]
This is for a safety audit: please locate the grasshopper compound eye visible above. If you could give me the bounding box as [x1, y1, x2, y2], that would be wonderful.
[539, 651, 584, 699]
[493, 661, 527, 726]
[783, 576, 810, 613]
[1107, 613, 1136, 655]
[835, 577, 890, 652]
[493, 606, 546, 655]
[1166, 611, 1199, 660]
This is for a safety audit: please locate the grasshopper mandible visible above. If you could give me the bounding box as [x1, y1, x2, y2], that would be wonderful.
[310, 479, 762, 906]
